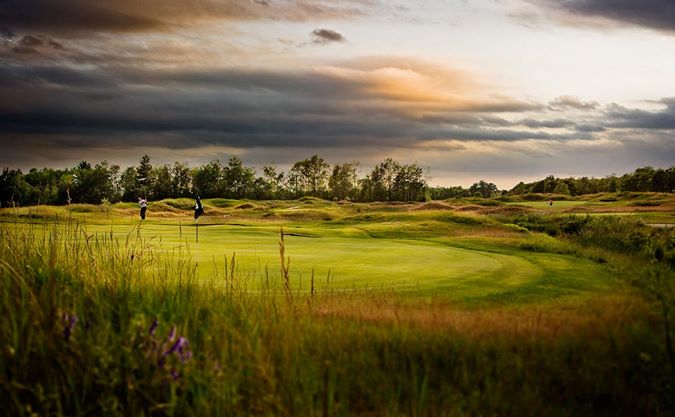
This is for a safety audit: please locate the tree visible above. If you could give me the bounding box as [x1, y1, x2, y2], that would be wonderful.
[633, 167, 655, 191]
[469, 180, 498, 198]
[429, 186, 468, 199]
[369, 158, 401, 201]
[329, 162, 358, 200]
[261, 165, 285, 199]
[192, 160, 223, 198]
[357, 176, 375, 202]
[24, 168, 61, 205]
[608, 176, 618, 193]
[152, 165, 173, 200]
[71, 161, 119, 203]
[553, 181, 570, 195]
[223, 156, 255, 198]
[171, 162, 192, 197]
[0, 168, 33, 207]
[393, 163, 427, 201]
[288, 155, 330, 197]
[531, 180, 545, 193]
[136, 154, 153, 197]
[543, 175, 557, 193]
[510, 182, 527, 195]
[119, 166, 138, 201]
[653, 169, 668, 192]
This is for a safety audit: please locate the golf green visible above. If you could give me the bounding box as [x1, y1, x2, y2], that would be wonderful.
[74, 220, 615, 300]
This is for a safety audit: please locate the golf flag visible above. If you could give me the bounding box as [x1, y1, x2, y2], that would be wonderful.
[194, 196, 204, 219]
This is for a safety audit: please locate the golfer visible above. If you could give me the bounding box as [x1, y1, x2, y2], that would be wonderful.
[139, 197, 148, 220]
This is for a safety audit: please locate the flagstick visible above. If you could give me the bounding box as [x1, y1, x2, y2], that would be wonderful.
[195, 217, 199, 267]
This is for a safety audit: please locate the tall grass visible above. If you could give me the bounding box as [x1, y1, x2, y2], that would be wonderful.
[0, 220, 672, 416]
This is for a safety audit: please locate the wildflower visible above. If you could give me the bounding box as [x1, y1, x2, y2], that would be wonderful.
[167, 325, 176, 342]
[148, 319, 158, 336]
[63, 313, 78, 341]
[165, 336, 187, 356]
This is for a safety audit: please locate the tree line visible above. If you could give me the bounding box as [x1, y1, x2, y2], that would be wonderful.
[427, 167, 674, 199]
[0, 155, 429, 206]
[508, 166, 675, 196]
[1, 156, 672, 207]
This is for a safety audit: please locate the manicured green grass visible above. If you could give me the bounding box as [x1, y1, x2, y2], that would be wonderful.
[6, 216, 618, 303]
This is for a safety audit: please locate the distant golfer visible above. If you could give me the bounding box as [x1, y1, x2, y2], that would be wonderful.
[194, 196, 204, 220]
[138, 197, 147, 220]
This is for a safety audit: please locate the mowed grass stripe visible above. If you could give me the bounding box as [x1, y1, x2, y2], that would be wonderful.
[29, 219, 619, 302]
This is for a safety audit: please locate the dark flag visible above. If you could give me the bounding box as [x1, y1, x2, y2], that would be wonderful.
[138, 197, 147, 220]
[194, 197, 204, 220]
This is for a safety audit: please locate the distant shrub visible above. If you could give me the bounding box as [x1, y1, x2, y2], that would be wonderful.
[149, 202, 182, 213]
[502, 223, 528, 233]
[298, 196, 325, 204]
[509, 214, 588, 236]
[519, 233, 575, 254]
[207, 198, 238, 208]
[163, 199, 195, 210]
[506, 214, 674, 268]
[475, 200, 502, 207]
[521, 193, 547, 201]
[69, 205, 98, 213]
[445, 214, 484, 225]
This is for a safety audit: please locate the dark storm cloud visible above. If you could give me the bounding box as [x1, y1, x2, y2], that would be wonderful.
[0, 26, 14, 39]
[548, 96, 599, 111]
[0, 61, 585, 161]
[311, 28, 346, 44]
[574, 124, 606, 132]
[529, 0, 675, 33]
[517, 118, 574, 128]
[0, 1, 164, 34]
[0, 58, 669, 172]
[605, 99, 675, 129]
[0, 0, 376, 35]
[18, 35, 43, 48]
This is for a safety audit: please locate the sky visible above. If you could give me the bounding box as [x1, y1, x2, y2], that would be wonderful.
[1, 0, 674, 188]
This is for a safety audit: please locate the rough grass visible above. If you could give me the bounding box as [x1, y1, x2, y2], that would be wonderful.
[0, 198, 673, 416]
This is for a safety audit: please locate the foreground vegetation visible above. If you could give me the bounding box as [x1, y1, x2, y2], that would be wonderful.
[1, 195, 673, 416]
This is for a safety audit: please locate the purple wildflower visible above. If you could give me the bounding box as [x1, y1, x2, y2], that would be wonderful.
[166, 336, 187, 356]
[63, 313, 78, 341]
[167, 326, 176, 342]
[148, 319, 158, 336]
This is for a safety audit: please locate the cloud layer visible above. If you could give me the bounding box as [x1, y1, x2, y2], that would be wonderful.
[311, 28, 346, 44]
[0, 0, 378, 34]
[1, 0, 673, 185]
[524, 0, 675, 33]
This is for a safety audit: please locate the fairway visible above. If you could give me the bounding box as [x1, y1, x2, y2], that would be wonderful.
[42, 216, 618, 302]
